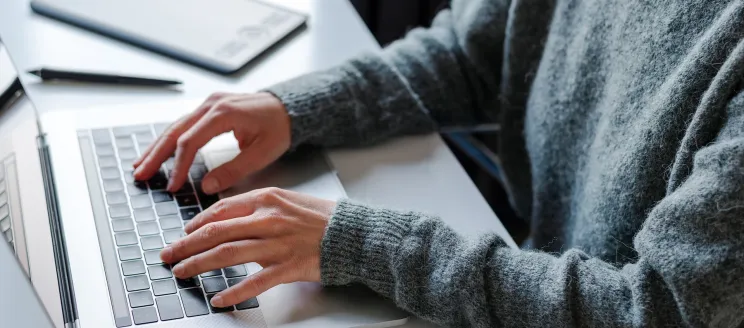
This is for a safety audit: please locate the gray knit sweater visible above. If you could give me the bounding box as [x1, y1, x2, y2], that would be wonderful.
[265, 1, 744, 327]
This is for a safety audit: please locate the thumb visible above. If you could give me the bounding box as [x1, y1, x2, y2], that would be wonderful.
[200, 148, 271, 194]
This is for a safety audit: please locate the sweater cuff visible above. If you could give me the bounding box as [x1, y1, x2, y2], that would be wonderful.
[263, 70, 346, 149]
[320, 199, 415, 287]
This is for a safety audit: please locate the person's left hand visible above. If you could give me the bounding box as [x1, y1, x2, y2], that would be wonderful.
[159, 187, 336, 307]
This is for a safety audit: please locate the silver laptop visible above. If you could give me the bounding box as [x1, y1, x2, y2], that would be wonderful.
[0, 38, 409, 327]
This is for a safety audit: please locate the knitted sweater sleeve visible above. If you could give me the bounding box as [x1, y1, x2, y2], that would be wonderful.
[319, 91, 744, 327]
[264, 0, 508, 148]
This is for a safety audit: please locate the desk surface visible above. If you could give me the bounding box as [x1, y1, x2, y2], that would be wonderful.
[0, 0, 516, 327]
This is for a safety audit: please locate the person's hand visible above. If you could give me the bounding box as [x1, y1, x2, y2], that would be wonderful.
[133, 92, 291, 194]
[159, 187, 336, 307]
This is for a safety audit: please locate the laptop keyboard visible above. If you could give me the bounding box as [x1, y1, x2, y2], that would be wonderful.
[88, 124, 260, 325]
[0, 163, 12, 250]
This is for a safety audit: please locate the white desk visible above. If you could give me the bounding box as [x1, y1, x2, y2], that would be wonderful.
[0, 0, 517, 327]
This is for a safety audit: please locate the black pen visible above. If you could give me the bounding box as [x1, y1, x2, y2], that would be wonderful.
[27, 67, 182, 86]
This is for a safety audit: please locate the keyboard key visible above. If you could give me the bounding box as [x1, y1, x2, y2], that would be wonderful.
[148, 264, 173, 280]
[159, 216, 181, 230]
[106, 192, 128, 205]
[118, 246, 142, 261]
[121, 159, 135, 169]
[113, 125, 151, 137]
[175, 182, 194, 195]
[176, 277, 200, 289]
[0, 216, 10, 232]
[100, 167, 120, 179]
[144, 250, 164, 265]
[124, 172, 135, 184]
[163, 229, 184, 244]
[109, 205, 131, 218]
[155, 203, 178, 216]
[131, 306, 158, 325]
[112, 219, 135, 232]
[0, 194, 6, 208]
[128, 290, 154, 308]
[200, 194, 219, 209]
[176, 194, 198, 207]
[189, 165, 207, 180]
[180, 288, 209, 317]
[98, 156, 118, 168]
[236, 297, 260, 310]
[193, 153, 204, 164]
[156, 294, 184, 321]
[164, 158, 175, 170]
[115, 137, 134, 149]
[130, 195, 152, 209]
[124, 275, 150, 292]
[141, 236, 164, 251]
[202, 277, 227, 294]
[92, 129, 112, 145]
[154, 123, 169, 136]
[151, 192, 173, 203]
[148, 173, 168, 191]
[207, 294, 234, 313]
[136, 222, 160, 236]
[226, 277, 244, 287]
[95, 144, 115, 156]
[133, 208, 156, 222]
[224, 265, 248, 278]
[179, 207, 200, 221]
[127, 183, 148, 196]
[135, 132, 154, 143]
[152, 279, 177, 296]
[115, 232, 138, 246]
[200, 270, 222, 278]
[118, 148, 138, 160]
[138, 141, 152, 151]
[103, 179, 124, 193]
[121, 260, 146, 276]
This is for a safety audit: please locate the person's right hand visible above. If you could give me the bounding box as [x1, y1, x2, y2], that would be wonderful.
[133, 92, 291, 195]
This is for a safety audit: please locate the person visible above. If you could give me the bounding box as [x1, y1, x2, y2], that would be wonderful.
[133, 0, 744, 326]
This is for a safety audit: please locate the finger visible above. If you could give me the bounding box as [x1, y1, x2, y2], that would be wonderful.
[161, 219, 251, 264]
[132, 136, 159, 168]
[134, 107, 209, 180]
[167, 109, 233, 192]
[171, 239, 270, 278]
[199, 144, 271, 195]
[211, 265, 292, 307]
[183, 195, 257, 234]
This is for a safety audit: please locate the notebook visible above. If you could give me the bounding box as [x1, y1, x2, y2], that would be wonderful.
[30, 0, 307, 74]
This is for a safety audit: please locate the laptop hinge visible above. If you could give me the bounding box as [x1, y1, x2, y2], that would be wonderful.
[37, 133, 79, 328]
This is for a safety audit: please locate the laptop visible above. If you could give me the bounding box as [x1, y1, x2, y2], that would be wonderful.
[0, 38, 409, 327]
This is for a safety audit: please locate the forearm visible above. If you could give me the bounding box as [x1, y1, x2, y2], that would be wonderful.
[321, 198, 739, 328]
[265, 1, 506, 148]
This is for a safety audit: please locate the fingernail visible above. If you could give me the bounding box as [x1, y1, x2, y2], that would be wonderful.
[202, 178, 219, 194]
[211, 295, 224, 307]
[160, 247, 172, 262]
[133, 167, 141, 178]
[172, 264, 184, 276]
[166, 180, 174, 192]
[183, 221, 192, 233]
